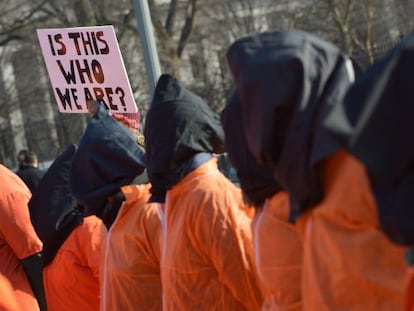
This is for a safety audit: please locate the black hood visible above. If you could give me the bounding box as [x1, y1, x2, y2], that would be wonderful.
[325, 33, 414, 245]
[221, 92, 281, 207]
[70, 104, 146, 216]
[226, 30, 353, 217]
[144, 74, 224, 198]
[29, 144, 83, 266]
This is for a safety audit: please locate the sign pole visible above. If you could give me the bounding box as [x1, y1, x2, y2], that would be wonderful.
[133, 0, 162, 97]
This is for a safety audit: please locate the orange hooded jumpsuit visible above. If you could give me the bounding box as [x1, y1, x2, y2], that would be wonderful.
[144, 74, 263, 310]
[0, 164, 43, 311]
[70, 104, 160, 310]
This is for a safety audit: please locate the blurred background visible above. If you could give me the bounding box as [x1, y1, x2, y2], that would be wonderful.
[0, 0, 412, 168]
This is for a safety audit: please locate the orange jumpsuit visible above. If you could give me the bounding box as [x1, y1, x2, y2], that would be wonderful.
[0, 164, 43, 311]
[253, 191, 304, 311]
[161, 158, 262, 310]
[0, 273, 21, 311]
[43, 216, 103, 311]
[302, 150, 407, 311]
[100, 184, 162, 311]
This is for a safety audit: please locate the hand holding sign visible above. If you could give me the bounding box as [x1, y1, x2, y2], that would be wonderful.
[37, 26, 138, 113]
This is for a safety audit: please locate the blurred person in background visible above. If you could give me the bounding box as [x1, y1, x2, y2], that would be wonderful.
[16, 150, 45, 194]
[16, 149, 29, 171]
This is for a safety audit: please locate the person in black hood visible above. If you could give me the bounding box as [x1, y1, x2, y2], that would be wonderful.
[221, 92, 304, 310]
[29, 144, 104, 311]
[144, 74, 262, 310]
[144, 74, 225, 202]
[71, 102, 163, 310]
[29, 144, 83, 267]
[226, 30, 354, 216]
[324, 33, 414, 310]
[226, 29, 406, 310]
[325, 33, 414, 246]
[221, 92, 281, 208]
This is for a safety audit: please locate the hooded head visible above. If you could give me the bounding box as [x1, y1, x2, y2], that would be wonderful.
[226, 30, 354, 216]
[325, 33, 414, 244]
[70, 104, 146, 216]
[144, 74, 224, 199]
[221, 92, 281, 207]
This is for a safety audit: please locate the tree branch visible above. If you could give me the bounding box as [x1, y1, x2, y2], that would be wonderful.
[0, 34, 22, 46]
[165, 0, 178, 36]
[177, 0, 197, 57]
[147, 0, 170, 41]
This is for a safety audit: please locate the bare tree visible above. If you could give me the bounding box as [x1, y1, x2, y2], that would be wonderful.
[302, 0, 408, 68]
[0, 0, 412, 167]
[0, 0, 49, 46]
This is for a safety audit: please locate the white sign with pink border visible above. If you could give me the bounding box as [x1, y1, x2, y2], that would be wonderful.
[37, 25, 137, 113]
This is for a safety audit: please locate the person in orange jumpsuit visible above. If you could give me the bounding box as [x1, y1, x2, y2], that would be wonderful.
[0, 273, 21, 311]
[221, 92, 303, 311]
[29, 144, 104, 311]
[323, 33, 414, 311]
[144, 74, 263, 310]
[0, 163, 46, 311]
[226, 29, 407, 310]
[43, 215, 103, 311]
[70, 104, 162, 311]
[100, 183, 162, 311]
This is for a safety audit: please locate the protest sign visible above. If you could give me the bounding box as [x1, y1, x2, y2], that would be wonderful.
[37, 25, 138, 113]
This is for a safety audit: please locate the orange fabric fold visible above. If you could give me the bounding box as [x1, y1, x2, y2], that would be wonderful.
[302, 150, 407, 311]
[253, 191, 303, 311]
[44, 216, 103, 311]
[161, 158, 263, 310]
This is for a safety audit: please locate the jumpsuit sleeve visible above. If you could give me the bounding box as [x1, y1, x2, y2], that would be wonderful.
[0, 190, 42, 259]
[195, 187, 262, 310]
